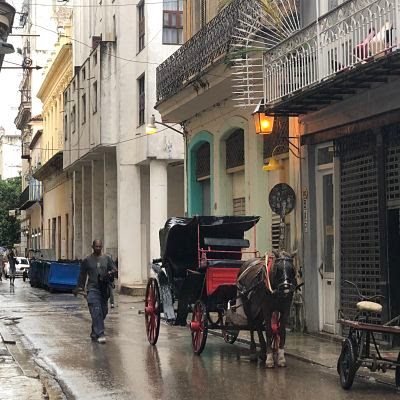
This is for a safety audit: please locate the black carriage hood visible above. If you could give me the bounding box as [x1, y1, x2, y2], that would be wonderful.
[158, 216, 260, 265]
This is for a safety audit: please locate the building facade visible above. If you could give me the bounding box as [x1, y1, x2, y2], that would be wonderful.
[0, 127, 21, 180]
[35, 22, 73, 261]
[257, 0, 400, 334]
[63, 1, 185, 289]
[156, 0, 302, 265]
[16, 1, 60, 257]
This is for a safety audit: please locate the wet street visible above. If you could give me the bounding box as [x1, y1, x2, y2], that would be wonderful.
[0, 280, 399, 400]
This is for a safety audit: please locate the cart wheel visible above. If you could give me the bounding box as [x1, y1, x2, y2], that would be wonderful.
[145, 278, 161, 346]
[395, 352, 400, 390]
[339, 338, 358, 390]
[191, 301, 208, 355]
[223, 329, 239, 344]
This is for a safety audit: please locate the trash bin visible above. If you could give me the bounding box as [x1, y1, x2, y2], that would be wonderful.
[29, 260, 41, 288]
[42, 261, 51, 289]
[47, 262, 80, 292]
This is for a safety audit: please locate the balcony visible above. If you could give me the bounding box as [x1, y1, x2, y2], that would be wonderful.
[14, 101, 31, 130]
[262, 0, 400, 115]
[19, 179, 42, 210]
[156, 0, 261, 105]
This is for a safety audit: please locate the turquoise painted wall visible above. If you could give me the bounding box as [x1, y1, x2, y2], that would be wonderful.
[187, 132, 214, 216]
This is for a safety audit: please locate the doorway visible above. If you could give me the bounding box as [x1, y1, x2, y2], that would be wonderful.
[316, 145, 336, 333]
[388, 209, 400, 322]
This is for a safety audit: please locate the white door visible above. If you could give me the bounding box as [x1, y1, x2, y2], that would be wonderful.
[316, 147, 336, 333]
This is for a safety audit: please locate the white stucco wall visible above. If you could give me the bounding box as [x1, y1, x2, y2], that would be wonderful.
[0, 131, 21, 180]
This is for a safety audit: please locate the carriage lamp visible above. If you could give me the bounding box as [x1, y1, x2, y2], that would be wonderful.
[0, 39, 14, 55]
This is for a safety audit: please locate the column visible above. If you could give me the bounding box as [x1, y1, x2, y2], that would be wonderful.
[104, 152, 118, 258]
[117, 162, 142, 286]
[82, 164, 92, 257]
[150, 160, 168, 261]
[73, 170, 82, 259]
[92, 159, 104, 243]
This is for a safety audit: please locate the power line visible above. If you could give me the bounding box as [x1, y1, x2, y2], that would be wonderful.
[31, 22, 161, 65]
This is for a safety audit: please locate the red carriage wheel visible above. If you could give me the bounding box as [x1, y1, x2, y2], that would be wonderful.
[191, 301, 208, 355]
[145, 278, 161, 345]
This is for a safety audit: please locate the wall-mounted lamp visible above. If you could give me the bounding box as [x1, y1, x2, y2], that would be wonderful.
[253, 102, 274, 135]
[146, 114, 185, 136]
[262, 145, 286, 171]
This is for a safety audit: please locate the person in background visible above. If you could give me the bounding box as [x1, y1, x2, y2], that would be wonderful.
[73, 239, 117, 344]
[7, 250, 18, 286]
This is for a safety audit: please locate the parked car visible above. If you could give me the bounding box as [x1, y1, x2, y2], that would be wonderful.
[4, 257, 30, 280]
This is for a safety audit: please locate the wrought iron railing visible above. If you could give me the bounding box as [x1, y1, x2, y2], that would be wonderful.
[264, 0, 399, 104]
[156, 0, 260, 103]
[19, 179, 42, 209]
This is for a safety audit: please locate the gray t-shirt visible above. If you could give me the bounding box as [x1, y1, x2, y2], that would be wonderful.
[77, 254, 116, 293]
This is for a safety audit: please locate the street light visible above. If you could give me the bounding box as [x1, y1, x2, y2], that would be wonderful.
[253, 102, 274, 135]
[146, 114, 184, 136]
[262, 145, 286, 171]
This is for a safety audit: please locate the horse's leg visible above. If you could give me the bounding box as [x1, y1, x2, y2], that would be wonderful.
[262, 307, 274, 368]
[276, 304, 290, 367]
[256, 327, 267, 362]
[249, 328, 258, 361]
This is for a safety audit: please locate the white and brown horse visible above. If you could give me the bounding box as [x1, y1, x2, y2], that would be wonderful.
[235, 251, 298, 367]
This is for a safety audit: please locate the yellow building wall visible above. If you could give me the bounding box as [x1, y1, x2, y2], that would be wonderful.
[42, 176, 72, 260]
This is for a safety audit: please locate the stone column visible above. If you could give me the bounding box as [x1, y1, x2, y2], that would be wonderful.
[82, 164, 92, 257]
[92, 159, 104, 243]
[104, 152, 118, 258]
[117, 162, 142, 286]
[150, 160, 168, 262]
[73, 170, 82, 259]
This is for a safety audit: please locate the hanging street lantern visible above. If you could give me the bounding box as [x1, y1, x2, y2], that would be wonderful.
[253, 102, 274, 135]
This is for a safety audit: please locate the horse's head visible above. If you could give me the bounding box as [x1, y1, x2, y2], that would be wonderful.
[270, 251, 297, 296]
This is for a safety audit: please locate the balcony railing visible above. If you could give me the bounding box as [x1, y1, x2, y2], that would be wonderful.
[19, 179, 42, 210]
[264, 0, 399, 105]
[156, 0, 260, 104]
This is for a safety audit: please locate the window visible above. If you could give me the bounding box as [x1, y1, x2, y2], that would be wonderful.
[163, 0, 183, 44]
[138, 75, 145, 126]
[64, 114, 68, 141]
[138, 1, 145, 52]
[71, 105, 76, 133]
[82, 94, 86, 124]
[92, 81, 98, 114]
[81, 67, 86, 81]
[93, 51, 97, 66]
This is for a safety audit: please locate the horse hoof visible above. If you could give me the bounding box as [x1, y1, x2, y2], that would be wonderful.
[266, 354, 275, 368]
[277, 361, 286, 367]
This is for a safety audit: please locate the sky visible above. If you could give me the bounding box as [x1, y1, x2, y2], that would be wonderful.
[0, 0, 25, 135]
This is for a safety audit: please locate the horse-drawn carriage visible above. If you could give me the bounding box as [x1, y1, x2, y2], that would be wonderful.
[144, 212, 299, 363]
[145, 216, 261, 354]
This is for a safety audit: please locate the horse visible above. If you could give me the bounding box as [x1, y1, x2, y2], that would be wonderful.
[234, 251, 298, 367]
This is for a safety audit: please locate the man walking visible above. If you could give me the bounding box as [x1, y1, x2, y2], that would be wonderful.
[74, 240, 116, 343]
[7, 250, 18, 286]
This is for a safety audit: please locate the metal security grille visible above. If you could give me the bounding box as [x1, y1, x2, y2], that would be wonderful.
[196, 142, 210, 180]
[264, 116, 289, 159]
[233, 197, 245, 216]
[336, 132, 382, 325]
[385, 129, 400, 209]
[226, 129, 244, 170]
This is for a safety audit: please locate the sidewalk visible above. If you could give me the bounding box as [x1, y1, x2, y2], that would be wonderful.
[0, 328, 44, 400]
